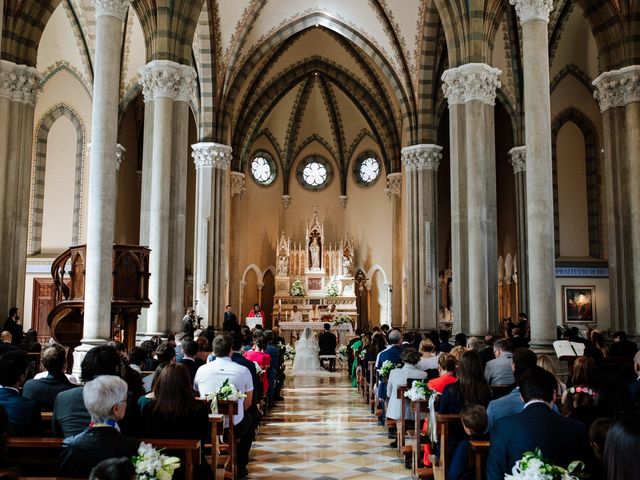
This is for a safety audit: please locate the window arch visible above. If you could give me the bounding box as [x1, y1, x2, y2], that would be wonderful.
[352, 151, 381, 186]
[249, 150, 277, 186]
[296, 155, 333, 191]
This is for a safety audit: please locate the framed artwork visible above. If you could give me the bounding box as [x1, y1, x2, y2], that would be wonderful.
[562, 286, 595, 323]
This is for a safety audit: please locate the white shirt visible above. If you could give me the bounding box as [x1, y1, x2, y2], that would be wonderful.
[33, 371, 80, 385]
[290, 311, 304, 322]
[194, 356, 253, 425]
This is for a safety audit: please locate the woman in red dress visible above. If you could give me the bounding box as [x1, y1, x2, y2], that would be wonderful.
[243, 335, 271, 398]
[248, 303, 265, 328]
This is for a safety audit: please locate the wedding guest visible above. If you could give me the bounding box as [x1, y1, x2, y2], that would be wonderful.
[128, 347, 147, 374]
[479, 335, 495, 366]
[139, 340, 159, 371]
[223, 305, 240, 332]
[229, 331, 262, 411]
[591, 331, 609, 358]
[450, 346, 466, 361]
[448, 405, 489, 480]
[537, 353, 566, 397]
[318, 324, 337, 371]
[58, 376, 140, 477]
[23, 345, 77, 411]
[2, 308, 22, 346]
[19, 329, 41, 353]
[89, 457, 136, 480]
[178, 338, 202, 383]
[0, 332, 17, 355]
[567, 355, 597, 389]
[484, 339, 515, 386]
[427, 353, 457, 394]
[487, 367, 594, 480]
[243, 335, 271, 398]
[604, 412, 640, 480]
[0, 350, 42, 436]
[440, 351, 492, 414]
[143, 341, 175, 394]
[609, 331, 638, 358]
[264, 331, 285, 402]
[416, 338, 439, 372]
[439, 331, 453, 353]
[454, 333, 467, 348]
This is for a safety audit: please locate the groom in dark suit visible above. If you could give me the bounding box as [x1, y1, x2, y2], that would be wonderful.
[487, 366, 594, 479]
[318, 324, 337, 371]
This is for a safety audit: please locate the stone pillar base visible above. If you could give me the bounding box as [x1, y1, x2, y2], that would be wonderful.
[71, 340, 109, 379]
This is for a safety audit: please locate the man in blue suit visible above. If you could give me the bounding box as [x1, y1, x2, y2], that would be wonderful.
[0, 349, 42, 436]
[487, 366, 593, 479]
[375, 329, 403, 423]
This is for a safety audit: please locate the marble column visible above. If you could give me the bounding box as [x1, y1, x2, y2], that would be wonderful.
[0, 60, 42, 317]
[192, 143, 232, 328]
[508, 146, 528, 316]
[228, 172, 245, 319]
[81, 0, 128, 350]
[385, 173, 403, 327]
[442, 63, 501, 335]
[138, 60, 196, 335]
[511, 0, 557, 347]
[593, 66, 640, 335]
[401, 145, 441, 330]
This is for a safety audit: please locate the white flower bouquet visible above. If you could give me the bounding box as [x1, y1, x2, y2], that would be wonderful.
[378, 360, 400, 377]
[290, 279, 306, 296]
[404, 380, 437, 402]
[284, 344, 296, 361]
[132, 442, 181, 480]
[205, 378, 247, 414]
[505, 449, 584, 480]
[359, 348, 367, 360]
[337, 345, 348, 362]
[324, 282, 340, 297]
[332, 314, 352, 327]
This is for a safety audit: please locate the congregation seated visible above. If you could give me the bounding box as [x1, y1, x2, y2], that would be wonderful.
[89, 457, 136, 480]
[22, 344, 78, 411]
[536, 353, 566, 396]
[195, 336, 211, 364]
[143, 341, 175, 393]
[416, 338, 439, 371]
[263, 330, 284, 403]
[178, 337, 203, 384]
[438, 330, 453, 353]
[19, 329, 41, 353]
[59, 375, 140, 477]
[608, 331, 638, 359]
[484, 339, 514, 386]
[439, 351, 492, 414]
[243, 334, 271, 397]
[140, 340, 160, 371]
[0, 332, 17, 356]
[448, 405, 489, 480]
[364, 333, 386, 379]
[127, 346, 147, 374]
[486, 366, 596, 479]
[53, 345, 141, 438]
[603, 412, 640, 480]
[0, 350, 42, 436]
[386, 347, 428, 424]
[478, 335, 495, 366]
[194, 334, 255, 478]
[509, 328, 529, 349]
[427, 353, 457, 394]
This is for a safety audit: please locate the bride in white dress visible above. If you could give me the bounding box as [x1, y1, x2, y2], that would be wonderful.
[292, 326, 325, 375]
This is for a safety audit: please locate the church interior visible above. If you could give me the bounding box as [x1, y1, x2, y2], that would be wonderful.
[0, 0, 639, 479]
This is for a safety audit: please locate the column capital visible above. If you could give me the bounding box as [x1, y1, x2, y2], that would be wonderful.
[0, 60, 43, 106]
[191, 142, 232, 170]
[510, 0, 553, 24]
[441, 63, 502, 106]
[230, 172, 246, 198]
[138, 60, 197, 102]
[508, 146, 526, 174]
[385, 172, 402, 198]
[592, 65, 640, 112]
[93, 0, 129, 21]
[401, 144, 442, 171]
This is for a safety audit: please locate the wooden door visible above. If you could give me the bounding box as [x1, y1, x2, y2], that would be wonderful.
[32, 278, 54, 342]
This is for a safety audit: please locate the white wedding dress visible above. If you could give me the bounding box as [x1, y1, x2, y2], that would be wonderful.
[292, 327, 326, 375]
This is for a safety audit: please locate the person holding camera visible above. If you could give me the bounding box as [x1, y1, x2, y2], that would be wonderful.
[182, 308, 196, 337]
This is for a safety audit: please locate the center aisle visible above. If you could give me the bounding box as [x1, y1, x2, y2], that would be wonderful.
[248, 371, 412, 479]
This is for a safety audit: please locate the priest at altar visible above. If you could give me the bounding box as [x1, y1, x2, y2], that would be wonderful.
[290, 305, 303, 322]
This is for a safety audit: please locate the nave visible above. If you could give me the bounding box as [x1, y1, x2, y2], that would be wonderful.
[249, 374, 409, 480]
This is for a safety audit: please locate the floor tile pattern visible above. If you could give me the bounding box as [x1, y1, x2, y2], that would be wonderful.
[248, 373, 412, 479]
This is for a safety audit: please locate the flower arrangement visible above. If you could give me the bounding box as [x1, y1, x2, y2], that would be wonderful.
[505, 449, 584, 480]
[290, 279, 306, 296]
[205, 379, 247, 414]
[359, 349, 367, 360]
[324, 282, 340, 297]
[333, 314, 352, 327]
[337, 345, 348, 362]
[567, 386, 598, 399]
[284, 344, 296, 361]
[132, 442, 181, 480]
[404, 380, 437, 402]
[378, 360, 400, 377]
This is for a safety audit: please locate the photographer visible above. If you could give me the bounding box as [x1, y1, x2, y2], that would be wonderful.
[182, 308, 196, 337]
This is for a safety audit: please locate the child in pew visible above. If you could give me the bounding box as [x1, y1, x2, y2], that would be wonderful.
[447, 405, 489, 480]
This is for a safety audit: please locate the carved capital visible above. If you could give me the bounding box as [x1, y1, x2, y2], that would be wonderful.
[138, 60, 197, 102]
[510, 0, 554, 24]
[385, 172, 402, 198]
[230, 172, 246, 198]
[191, 142, 232, 170]
[93, 0, 128, 21]
[338, 195, 348, 208]
[441, 63, 502, 106]
[115, 144, 126, 171]
[401, 144, 442, 171]
[508, 146, 526, 174]
[282, 195, 291, 209]
[0, 60, 43, 106]
[593, 66, 640, 112]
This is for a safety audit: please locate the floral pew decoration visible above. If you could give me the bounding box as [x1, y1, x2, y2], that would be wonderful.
[205, 378, 247, 414]
[133, 442, 181, 480]
[404, 380, 438, 402]
[378, 360, 400, 378]
[505, 449, 584, 480]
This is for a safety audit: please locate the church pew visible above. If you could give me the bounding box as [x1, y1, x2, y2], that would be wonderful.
[201, 399, 238, 480]
[410, 399, 434, 479]
[396, 384, 409, 454]
[434, 413, 463, 480]
[489, 384, 514, 400]
[469, 440, 490, 480]
[368, 361, 377, 413]
[6, 437, 201, 479]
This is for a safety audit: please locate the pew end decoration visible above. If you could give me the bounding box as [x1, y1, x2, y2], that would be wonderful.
[284, 344, 296, 361]
[378, 360, 400, 378]
[505, 449, 584, 480]
[333, 314, 352, 327]
[404, 380, 437, 402]
[337, 345, 348, 362]
[205, 378, 247, 414]
[132, 442, 181, 480]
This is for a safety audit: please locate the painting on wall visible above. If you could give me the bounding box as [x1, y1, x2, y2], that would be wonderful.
[563, 286, 595, 323]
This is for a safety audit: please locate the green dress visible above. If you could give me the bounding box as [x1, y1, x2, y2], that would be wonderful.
[350, 339, 363, 386]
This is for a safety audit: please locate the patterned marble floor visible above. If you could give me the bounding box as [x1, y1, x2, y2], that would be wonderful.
[248, 371, 412, 479]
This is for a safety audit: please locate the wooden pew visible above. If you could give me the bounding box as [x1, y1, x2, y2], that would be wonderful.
[410, 399, 434, 479]
[435, 413, 462, 480]
[202, 400, 238, 480]
[469, 440, 490, 480]
[396, 384, 409, 454]
[489, 384, 513, 400]
[6, 437, 201, 479]
[368, 361, 376, 413]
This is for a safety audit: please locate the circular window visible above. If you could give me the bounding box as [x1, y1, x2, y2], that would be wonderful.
[353, 152, 381, 186]
[296, 156, 333, 190]
[250, 152, 276, 185]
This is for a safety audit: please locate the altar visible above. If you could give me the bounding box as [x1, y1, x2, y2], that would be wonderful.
[271, 207, 359, 331]
[279, 321, 354, 345]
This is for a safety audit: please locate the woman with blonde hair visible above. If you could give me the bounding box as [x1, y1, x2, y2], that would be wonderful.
[450, 346, 466, 361]
[537, 353, 566, 396]
[417, 338, 439, 371]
